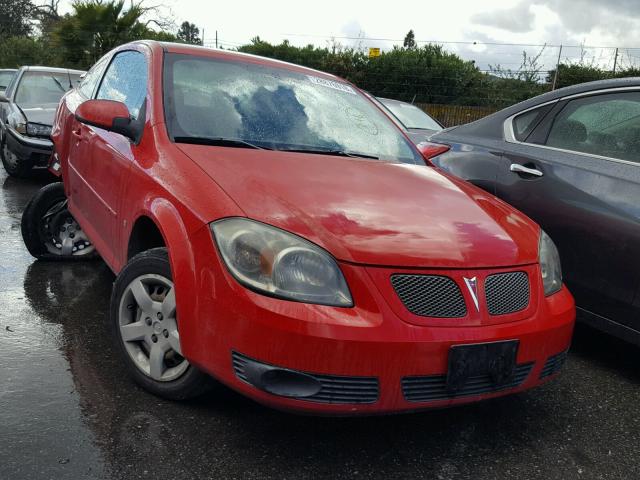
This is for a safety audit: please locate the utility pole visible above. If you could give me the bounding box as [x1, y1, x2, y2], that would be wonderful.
[201, 28, 205, 46]
[215, 30, 218, 49]
[613, 47, 619, 74]
[551, 44, 563, 91]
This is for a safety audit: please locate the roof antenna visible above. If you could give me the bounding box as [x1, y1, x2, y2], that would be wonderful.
[410, 94, 416, 105]
[67, 69, 72, 89]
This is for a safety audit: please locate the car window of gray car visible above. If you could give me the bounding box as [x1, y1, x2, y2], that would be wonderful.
[79, 55, 110, 99]
[3, 72, 18, 97]
[546, 92, 640, 163]
[0, 71, 15, 90]
[379, 99, 442, 131]
[513, 106, 551, 142]
[96, 50, 148, 120]
[14, 71, 82, 105]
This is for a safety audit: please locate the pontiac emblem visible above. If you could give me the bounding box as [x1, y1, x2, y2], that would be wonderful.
[463, 277, 480, 312]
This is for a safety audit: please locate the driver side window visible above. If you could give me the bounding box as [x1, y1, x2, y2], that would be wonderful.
[96, 50, 148, 120]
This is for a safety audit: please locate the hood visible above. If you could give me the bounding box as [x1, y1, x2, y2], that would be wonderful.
[179, 145, 539, 268]
[19, 103, 58, 125]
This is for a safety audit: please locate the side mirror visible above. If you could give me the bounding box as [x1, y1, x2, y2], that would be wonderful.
[75, 99, 137, 141]
[0, 92, 8, 103]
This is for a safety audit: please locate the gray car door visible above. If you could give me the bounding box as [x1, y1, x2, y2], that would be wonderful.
[495, 90, 640, 329]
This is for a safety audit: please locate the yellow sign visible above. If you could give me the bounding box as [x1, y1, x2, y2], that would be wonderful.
[368, 47, 381, 58]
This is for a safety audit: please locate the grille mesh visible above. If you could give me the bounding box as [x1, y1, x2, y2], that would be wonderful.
[540, 350, 568, 379]
[391, 274, 467, 318]
[232, 352, 379, 404]
[484, 271, 530, 315]
[402, 363, 533, 402]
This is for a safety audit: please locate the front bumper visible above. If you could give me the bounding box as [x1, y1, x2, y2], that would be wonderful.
[181, 229, 575, 415]
[5, 128, 53, 167]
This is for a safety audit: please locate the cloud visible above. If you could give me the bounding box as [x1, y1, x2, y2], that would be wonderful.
[536, 0, 640, 34]
[471, 2, 535, 33]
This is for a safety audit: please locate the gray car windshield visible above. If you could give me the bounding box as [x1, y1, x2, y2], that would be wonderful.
[15, 71, 81, 105]
[163, 53, 422, 163]
[380, 99, 442, 131]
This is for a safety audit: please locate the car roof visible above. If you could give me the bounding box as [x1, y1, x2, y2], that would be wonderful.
[499, 77, 640, 117]
[434, 77, 640, 141]
[19, 66, 86, 75]
[152, 40, 344, 81]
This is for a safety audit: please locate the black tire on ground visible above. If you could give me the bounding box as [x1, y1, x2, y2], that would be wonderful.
[110, 247, 213, 400]
[1, 136, 34, 178]
[21, 181, 98, 261]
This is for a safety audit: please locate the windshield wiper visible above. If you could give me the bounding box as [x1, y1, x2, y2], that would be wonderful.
[280, 147, 379, 159]
[173, 136, 270, 150]
[50, 76, 66, 92]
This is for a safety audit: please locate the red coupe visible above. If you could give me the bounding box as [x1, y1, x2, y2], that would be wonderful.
[22, 41, 575, 414]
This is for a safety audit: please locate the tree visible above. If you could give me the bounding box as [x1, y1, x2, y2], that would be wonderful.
[0, 0, 35, 37]
[52, 0, 176, 68]
[403, 29, 416, 49]
[177, 21, 201, 45]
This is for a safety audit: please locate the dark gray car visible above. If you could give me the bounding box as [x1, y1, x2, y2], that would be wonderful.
[426, 78, 640, 345]
[0, 66, 83, 177]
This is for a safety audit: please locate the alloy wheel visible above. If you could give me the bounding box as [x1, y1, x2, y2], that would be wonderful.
[118, 274, 188, 382]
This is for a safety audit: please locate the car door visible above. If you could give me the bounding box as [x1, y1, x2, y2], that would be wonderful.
[68, 50, 148, 266]
[496, 90, 640, 329]
[66, 56, 111, 222]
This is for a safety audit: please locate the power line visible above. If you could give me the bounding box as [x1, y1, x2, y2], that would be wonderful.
[279, 33, 626, 50]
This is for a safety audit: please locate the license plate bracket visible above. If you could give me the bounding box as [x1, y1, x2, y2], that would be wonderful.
[446, 340, 519, 394]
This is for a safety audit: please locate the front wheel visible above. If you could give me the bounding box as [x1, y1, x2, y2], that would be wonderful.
[21, 182, 97, 260]
[1, 136, 34, 178]
[110, 248, 212, 400]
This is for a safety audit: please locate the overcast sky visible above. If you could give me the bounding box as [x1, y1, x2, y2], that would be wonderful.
[58, 0, 640, 72]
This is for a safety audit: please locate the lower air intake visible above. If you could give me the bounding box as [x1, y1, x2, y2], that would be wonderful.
[232, 352, 379, 404]
[401, 363, 534, 402]
[540, 350, 568, 379]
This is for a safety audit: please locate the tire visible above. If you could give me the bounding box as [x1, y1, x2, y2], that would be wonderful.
[110, 247, 212, 400]
[21, 182, 98, 260]
[1, 135, 34, 178]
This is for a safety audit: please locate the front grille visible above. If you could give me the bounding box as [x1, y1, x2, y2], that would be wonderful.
[485, 271, 530, 315]
[540, 350, 568, 379]
[391, 274, 467, 318]
[232, 352, 379, 404]
[401, 363, 533, 402]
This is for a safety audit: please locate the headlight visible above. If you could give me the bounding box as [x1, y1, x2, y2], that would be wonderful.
[14, 121, 27, 135]
[211, 218, 353, 307]
[539, 230, 562, 296]
[26, 122, 52, 138]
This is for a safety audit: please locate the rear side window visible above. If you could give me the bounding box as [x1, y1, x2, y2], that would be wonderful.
[546, 92, 640, 163]
[512, 105, 552, 141]
[97, 50, 148, 119]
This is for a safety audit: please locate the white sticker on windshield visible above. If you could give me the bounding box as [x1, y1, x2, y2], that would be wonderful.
[307, 75, 356, 95]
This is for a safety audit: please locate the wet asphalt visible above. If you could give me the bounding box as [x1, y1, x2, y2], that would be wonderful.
[2, 169, 640, 480]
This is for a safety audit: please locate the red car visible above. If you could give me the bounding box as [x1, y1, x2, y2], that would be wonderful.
[21, 41, 575, 415]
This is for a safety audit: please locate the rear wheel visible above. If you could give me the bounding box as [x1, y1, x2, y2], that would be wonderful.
[110, 248, 212, 400]
[21, 182, 97, 260]
[1, 136, 34, 178]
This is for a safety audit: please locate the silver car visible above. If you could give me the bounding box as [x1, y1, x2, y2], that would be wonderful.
[0, 66, 84, 177]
